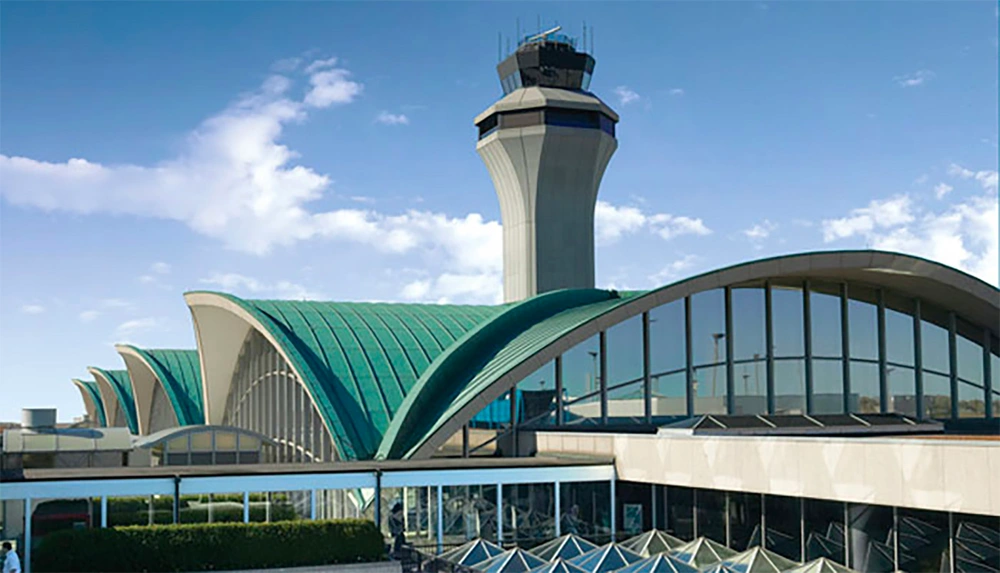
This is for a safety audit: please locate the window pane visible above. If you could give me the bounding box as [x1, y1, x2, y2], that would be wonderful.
[813, 359, 844, 415]
[958, 380, 985, 418]
[956, 328, 983, 386]
[992, 352, 999, 416]
[691, 290, 726, 365]
[885, 308, 915, 366]
[693, 364, 726, 415]
[650, 371, 687, 421]
[923, 372, 952, 419]
[608, 380, 645, 424]
[729, 492, 763, 552]
[695, 489, 726, 545]
[804, 498, 846, 564]
[666, 486, 695, 542]
[732, 288, 765, 361]
[733, 358, 767, 415]
[649, 300, 685, 376]
[922, 320, 950, 375]
[765, 495, 802, 562]
[850, 362, 880, 414]
[518, 361, 557, 427]
[888, 366, 917, 417]
[561, 481, 611, 544]
[775, 359, 806, 415]
[811, 288, 843, 358]
[897, 507, 950, 573]
[772, 286, 804, 358]
[849, 299, 879, 361]
[606, 315, 644, 389]
[503, 483, 554, 546]
[953, 512, 1000, 572]
[847, 504, 895, 573]
[562, 335, 601, 425]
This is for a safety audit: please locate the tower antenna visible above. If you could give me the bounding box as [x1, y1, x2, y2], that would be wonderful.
[498, 31, 502, 62]
[583, 21, 587, 52]
[506, 37, 511, 56]
[516, 17, 520, 47]
[537, 15, 541, 35]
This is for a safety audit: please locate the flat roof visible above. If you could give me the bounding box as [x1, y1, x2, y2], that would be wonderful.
[7, 453, 613, 483]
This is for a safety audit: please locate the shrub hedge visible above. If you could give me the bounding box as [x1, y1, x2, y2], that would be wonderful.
[33, 518, 385, 572]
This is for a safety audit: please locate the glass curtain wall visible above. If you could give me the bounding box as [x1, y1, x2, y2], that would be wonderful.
[463, 279, 996, 448]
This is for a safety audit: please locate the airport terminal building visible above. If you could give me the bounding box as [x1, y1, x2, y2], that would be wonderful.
[2, 28, 999, 573]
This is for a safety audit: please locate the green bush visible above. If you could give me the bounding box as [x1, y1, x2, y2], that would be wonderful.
[33, 518, 385, 572]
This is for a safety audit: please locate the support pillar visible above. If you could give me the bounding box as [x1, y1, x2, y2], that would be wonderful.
[554, 482, 562, 537]
[243, 491, 250, 523]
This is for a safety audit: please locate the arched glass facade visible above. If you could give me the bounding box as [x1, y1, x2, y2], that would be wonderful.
[222, 329, 336, 463]
[465, 278, 998, 454]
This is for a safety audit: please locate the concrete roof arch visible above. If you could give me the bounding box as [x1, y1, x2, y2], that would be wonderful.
[380, 250, 1000, 459]
[115, 346, 204, 435]
[184, 292, 504, 460]
[87, 367, 139, 434]
[71, 379, 107, 427]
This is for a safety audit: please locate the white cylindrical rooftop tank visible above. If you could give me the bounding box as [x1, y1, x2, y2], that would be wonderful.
[21, 408, 57, 429]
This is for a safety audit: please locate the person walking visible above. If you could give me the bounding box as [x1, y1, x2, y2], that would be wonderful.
[1, 542, 21, 573]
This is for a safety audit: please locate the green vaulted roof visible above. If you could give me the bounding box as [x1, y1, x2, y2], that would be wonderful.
[215, 295, 508, 460]
[124, 347, 204, 426]
[90, 367, 139, 434]
[379, 289, 642, 459]
[73, 379, 107, 427]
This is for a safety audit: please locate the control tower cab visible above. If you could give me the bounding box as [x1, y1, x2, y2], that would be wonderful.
[475, 27, 619, 303]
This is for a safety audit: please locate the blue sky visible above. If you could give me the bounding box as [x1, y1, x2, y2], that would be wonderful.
[1, 1, 997, 422]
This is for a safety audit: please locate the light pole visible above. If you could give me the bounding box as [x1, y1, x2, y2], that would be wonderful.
[587, 351, 599, 394]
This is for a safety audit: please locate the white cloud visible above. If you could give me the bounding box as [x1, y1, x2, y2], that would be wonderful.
[614, 86, 640, 105]
[933, 183, 953, 199]
[375, 111, 409, 126]
[894, 69, 934, 87]
[821, 196, 914, 241]
[649, 255, 700, 285]
[200, 273, 325, 300]
[743, 219, 777, 240]
[101, 298, 135, 310]
[669, 88, 685, 96]
[150, 262, 171, 274]
[115, 317, 161, 337]
[21, 304, 45, 314]
[79, 310, 100, 322]
[594, 201, 711, 246]
[948, 163, 998, 192]
[913, 174, 929, 185]
[821, 173, 998, 285]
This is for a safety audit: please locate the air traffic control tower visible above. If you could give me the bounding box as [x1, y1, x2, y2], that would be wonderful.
[475, 26, 619, 303]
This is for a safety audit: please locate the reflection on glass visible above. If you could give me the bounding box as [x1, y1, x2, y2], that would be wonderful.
[729, 492, 763, 552]
[562, 335, 601, 425]
[695, 489, 726, 544]
[772, 286, 805, 358]
[849, 299, 879, 361]
[606, 317, 644, 423]
[402, 486, 438, 550]
[924, 372, 951, 419]
[442, 484, 498, 546]
[958, 380, 985, 418]
[811, 288, 843, 358]
[693, 364, 726, 415]
[887, 366, 917, 417]
[922, 320, 950, 375]
[691, 290, 727, 366]
[897, 507, 950, 573]
[956, 327, 985, 419]
[616, 482, 652, 537]
[608, 380, 645, 424]
[650, 371, 687, 420]
[649, 300, 685, 376]
[952, 512, 1000, 572]
[813, 359, 844, 414]
[732, 359, 767, 415]
[561, 481, 612, 544]
[848, 503, 895, 573]
[666, 486, 695, 542]
[503, 483, 555, 546]
[774, 360, 806, 414]
[804, 498, 846, 564]
[885, 307, 915, 366]
[764, 495, 802, 562]
[993, 352, 1000, 416]
[518, 362, 557, 427]
[850, 362, 880, 414]
[732, 288, 765, 361]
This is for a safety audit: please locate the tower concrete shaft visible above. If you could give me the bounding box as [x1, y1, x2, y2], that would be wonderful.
[476, 32, 618, 303]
